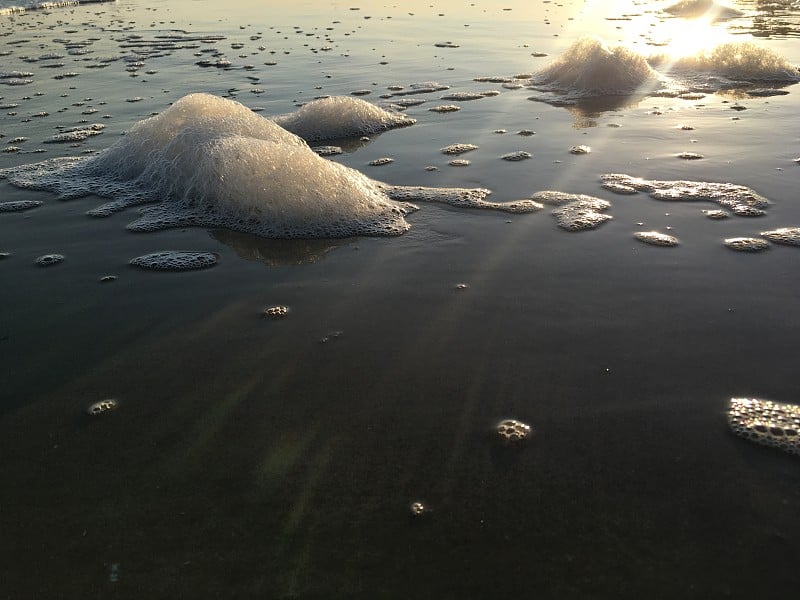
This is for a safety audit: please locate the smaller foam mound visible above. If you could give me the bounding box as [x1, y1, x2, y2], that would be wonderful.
[0, 200, 42, 212]
[130, 251, 218, 271]
[273, 96, 415, 141]
[634, 231, 680, 246]
[441, 143, 478, 155]
[728, 398, 800, 456]
[666, 42, 800, 82]
[761, 227, 800, 246]
[532, 38, 661, 96]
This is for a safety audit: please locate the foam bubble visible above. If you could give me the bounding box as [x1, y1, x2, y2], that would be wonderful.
[531, 38, 660, 97]
[728, 398, 800, 456]
[501, 151, 532, 161]
[760, 227, 800, 246]
[533, 192, 612, 231]
[130, 251, 218, 271]
[273, 96, 415, 141]
[263, 306, 289, 319]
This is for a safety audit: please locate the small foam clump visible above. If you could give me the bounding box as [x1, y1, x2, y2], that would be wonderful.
[724, 237, 769, 252]
[533, 191, 612, 231]
[263, 306, 289, 319]
[129, 251, 218, 271]
[501, 151, 532, 161]
[496, 419, 533, 444]
[441, 143, 478, 155]
[761, 227, 800, 246]
[273, 96, 415, 141]
[601, 173, 769, 215]
[87, 398, 118, 416]
[634, 231, 680, 246]
[531, 38, 661, 97]
[0, 200, 42, 212]
[728, 398, 800, 456]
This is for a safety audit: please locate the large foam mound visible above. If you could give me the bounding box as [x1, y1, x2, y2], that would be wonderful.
[273, 96, 415, 141]
[665, 42, 800, 81]
[531, 38, 661, 96]
[0, 93, 503, 239]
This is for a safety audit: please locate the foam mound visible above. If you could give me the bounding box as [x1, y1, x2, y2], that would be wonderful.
[0, 200, 42, 212]
[531, 38, 661, 97]
[728, 398, 800, 456]
[664, 42, 800, 82]
[724, 237, 770, 252]
[273, 96, 415, 141]
[0, 93, 508, 239]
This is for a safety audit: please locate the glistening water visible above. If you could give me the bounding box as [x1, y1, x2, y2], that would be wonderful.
[1, 1, 799, 598]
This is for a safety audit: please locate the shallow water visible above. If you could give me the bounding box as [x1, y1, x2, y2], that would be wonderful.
[1, 1, 800, 598]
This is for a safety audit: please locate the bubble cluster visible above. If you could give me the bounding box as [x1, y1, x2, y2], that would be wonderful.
[87, 398, 118, 416]
[263, 306, 289, 319]
[384, 185, 540, 214]
[129, 251, 219, 271]
[728, 398, 800, 456]
[634, 231, 680, 246]
[496, 419, 533, 444]
[35, 253, 64, 266]
[761, 227, 800, 246]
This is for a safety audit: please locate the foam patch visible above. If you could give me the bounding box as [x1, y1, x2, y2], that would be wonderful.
[728, 398, 800, 456]
[129, 251, 219, 271]
[601, 173, 770, 215]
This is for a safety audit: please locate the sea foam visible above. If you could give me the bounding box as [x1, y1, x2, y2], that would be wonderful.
[0, 93, 509, 239]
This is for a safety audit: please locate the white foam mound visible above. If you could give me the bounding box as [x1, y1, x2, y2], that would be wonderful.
[665, 42, 800, 81]
[0, 93, 499, 239]
[663, 0, 744, 19]
[273, 96, 415, 141]
[532, 38, 661, 96]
